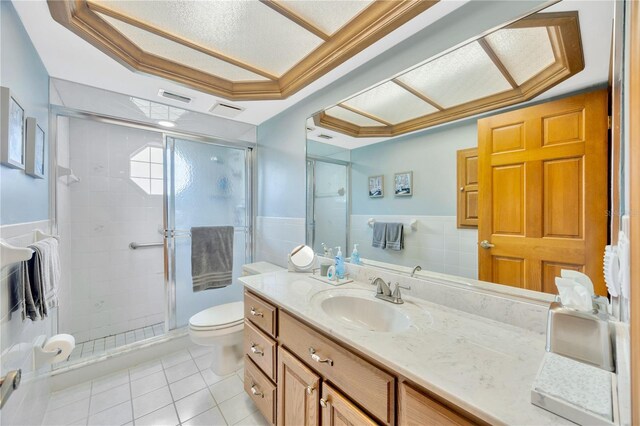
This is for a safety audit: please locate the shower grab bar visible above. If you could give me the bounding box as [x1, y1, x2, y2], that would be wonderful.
[129, 242, 163, 250]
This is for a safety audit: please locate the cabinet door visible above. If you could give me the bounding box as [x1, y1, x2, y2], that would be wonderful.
[399, 382, 476, 426]
[457, 147, 479, 228]
[277, 347, 320, 426]
[320, 383, 376, 426]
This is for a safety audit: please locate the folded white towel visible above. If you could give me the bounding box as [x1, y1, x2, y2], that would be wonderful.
[29, 237, 60, 310]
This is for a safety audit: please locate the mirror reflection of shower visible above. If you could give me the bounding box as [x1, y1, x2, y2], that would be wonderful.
[306, 156, 349, 256]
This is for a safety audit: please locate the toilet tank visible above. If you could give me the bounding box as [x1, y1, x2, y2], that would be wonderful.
[242, 261, 285, 276]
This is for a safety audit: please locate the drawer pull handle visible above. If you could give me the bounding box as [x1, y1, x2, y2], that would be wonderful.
[306, 385, 315, 395]
[250, 383, 264, 398]
[320, 397, 329, 408]
[250, 307, 264, 317]
[250, 343, 264, 356]
[309, 347, 333, 366]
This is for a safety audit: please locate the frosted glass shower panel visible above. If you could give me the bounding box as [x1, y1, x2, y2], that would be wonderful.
[311, 160, 348, 254]
[169, 138, 249, 327]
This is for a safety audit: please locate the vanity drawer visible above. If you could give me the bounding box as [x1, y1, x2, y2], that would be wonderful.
[279, 311, 395, 425]
[244, 291, 277, 338]
[244, 356, 276, 425]
[244, 319, 277, 381]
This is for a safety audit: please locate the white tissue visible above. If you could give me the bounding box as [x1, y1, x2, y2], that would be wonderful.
[43, 334, 75, 363]
[555, 278, 593, 311]
[560, 270, 595, 297]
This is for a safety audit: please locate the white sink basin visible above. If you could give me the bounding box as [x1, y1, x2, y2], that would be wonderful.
[315, 289, 412, 332]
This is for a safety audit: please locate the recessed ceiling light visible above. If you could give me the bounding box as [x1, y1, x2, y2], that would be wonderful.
[157, 120, 176, 128]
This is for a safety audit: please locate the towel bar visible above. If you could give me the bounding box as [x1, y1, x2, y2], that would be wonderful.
[129, 242, 164, 250]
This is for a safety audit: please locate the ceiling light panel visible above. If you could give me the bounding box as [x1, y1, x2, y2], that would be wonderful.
[485, 27, 556, 85]
[343, 81, 438, 124]
[397, 41, 512, 108]
[325, 106, 385, 127]
[99, 14, 267, 81]
[90, 0, 323, 76]
[278, 0, 372, 35]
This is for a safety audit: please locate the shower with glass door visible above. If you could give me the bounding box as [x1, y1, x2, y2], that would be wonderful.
[54, 113, 252, 368]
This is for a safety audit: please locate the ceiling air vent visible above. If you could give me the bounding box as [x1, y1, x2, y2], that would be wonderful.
[209, 102, 245, 118]
[317, 134, 333, 140]
[158, 89, 192, 104]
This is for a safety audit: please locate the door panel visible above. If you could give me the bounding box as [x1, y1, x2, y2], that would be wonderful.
[277, 347, 320, 426]
[321, 383, 376, 426]
[478, 90, 608, 295]
[543, 158, 583, 238]
[457, 148, 479, 228]
[492, 165, 524, 235]
[542, 109, 584, 146]
[492, 257, 525, 288]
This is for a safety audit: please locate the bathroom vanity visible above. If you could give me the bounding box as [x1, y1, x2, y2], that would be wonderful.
[240, 271, 575, 426]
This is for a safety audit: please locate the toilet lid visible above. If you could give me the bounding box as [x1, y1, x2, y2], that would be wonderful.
[189, 301, 244, 330]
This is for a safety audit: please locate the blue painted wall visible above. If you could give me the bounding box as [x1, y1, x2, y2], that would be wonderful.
[350, 121, 477, 216]
[0, 1, 50, 225]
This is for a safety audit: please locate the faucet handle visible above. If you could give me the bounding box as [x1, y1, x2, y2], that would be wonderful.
[392, 282, 411, 300]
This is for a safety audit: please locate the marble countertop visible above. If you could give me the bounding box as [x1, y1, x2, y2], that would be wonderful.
[239, 271, 574, 426]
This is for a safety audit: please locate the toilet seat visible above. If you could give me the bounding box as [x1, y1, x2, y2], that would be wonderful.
[189, 301, 244, 331]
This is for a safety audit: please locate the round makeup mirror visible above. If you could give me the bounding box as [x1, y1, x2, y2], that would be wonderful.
[288, 244, 317, 272]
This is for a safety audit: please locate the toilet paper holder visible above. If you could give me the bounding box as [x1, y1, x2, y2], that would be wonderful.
[33, 335, 63, 369]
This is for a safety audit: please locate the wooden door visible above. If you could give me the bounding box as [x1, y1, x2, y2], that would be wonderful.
[398, 382, 475, 426]
[277, 347, 320, 426]
[478, 90, 608, 295]
[320, 383, 376, 426]
[457, 148, 479, 228]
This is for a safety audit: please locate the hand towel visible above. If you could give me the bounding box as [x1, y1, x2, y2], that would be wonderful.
[385, 223, 404, 251]
[29, 238, 61, 311]
[191, 226, 234, 292]
[372, 222, 387, 249]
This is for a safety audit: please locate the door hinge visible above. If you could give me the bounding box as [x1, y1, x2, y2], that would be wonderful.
[608, 116, 612, 129]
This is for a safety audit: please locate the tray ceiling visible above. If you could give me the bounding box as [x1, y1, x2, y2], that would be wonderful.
[313, 12, 585, 138]
[47, 0, 437, 101]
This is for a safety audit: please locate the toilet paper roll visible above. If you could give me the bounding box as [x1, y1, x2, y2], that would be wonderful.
[43, 334, 76, 364]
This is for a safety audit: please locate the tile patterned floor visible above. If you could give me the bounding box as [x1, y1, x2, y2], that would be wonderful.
[54, 323, 165, 369]
[43, 345, 267, 426]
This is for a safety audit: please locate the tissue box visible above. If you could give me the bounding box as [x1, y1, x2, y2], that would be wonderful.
[531, 352, 617, 425]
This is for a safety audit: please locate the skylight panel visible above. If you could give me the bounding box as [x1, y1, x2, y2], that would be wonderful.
[325, 106, 386, 127]
[485, 27, 556, 85]
[278, 0, 372, 35]
[342, 81, 438, 124]
[397, 41, 512, 108]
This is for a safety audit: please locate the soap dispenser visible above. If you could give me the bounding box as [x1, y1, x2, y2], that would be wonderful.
[335, 246, 345, 279]
[351, 244, 361, 265]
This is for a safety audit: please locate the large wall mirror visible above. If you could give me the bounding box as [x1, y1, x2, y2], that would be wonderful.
[306, 0, 620, 299]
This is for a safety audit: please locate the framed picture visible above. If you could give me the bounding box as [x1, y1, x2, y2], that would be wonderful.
[368, 175, 384, 198]
[26, 117, 46, 179]
[0, 87, 25, 169]
[394, 171, 413, 196]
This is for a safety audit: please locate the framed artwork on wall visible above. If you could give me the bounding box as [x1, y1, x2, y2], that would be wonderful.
[368, 175, 384, 198]
[0, 87, 25, 169]
[394, 171, 413, 196]
[26, 117, 46, 179]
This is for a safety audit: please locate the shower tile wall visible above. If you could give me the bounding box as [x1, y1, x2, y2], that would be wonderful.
[59, 118, 164, 343]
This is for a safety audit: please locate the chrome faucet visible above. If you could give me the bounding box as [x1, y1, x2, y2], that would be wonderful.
[411, 265, 422, 277]
[370, 277, 411, 304]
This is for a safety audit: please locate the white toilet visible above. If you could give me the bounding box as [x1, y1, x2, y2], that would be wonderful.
[188, 301, 244, 376]
[188, 262, 284, 376]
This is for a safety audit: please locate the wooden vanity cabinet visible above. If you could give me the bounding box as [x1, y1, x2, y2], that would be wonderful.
[244, 290, 480, 426]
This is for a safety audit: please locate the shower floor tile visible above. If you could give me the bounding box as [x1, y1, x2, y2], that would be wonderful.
[53, 323, 165, 370]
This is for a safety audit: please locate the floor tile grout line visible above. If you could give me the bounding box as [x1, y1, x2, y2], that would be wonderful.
[160, 352, 182, 425]
[127, 364, 134, 426]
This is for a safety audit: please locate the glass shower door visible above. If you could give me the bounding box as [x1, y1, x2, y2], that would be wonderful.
[165, 137, 251, 329]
